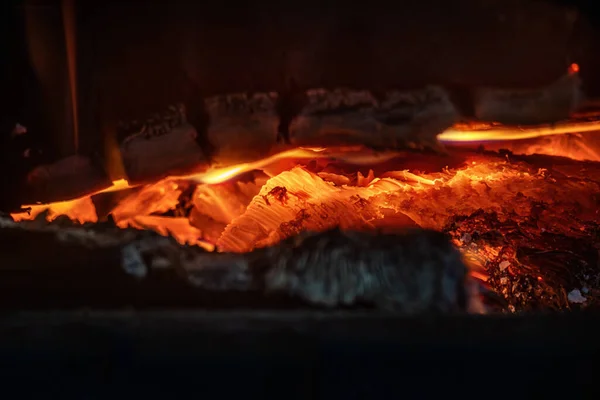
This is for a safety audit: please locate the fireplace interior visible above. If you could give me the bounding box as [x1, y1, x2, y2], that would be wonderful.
[1, 0, 600, 396]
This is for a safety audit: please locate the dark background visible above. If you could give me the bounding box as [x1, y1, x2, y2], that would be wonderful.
[2, 0, 600, 210]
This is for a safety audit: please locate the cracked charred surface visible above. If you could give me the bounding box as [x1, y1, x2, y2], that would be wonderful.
[261, 229, 480, 312]
[287, 87, 457, 152]
[0, 214, 481, 313]
[171, 228, 482, 313]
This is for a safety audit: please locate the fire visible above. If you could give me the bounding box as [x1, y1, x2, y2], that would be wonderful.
[569, 63, 580, 75]
[11, 179, 132, 223]
[10, 120, 600, 257]
[179, 146, 402, 184]
[439, 119, 600, 143]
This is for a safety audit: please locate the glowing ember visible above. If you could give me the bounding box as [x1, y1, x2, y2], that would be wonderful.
[439, 120, 600, 143]
[11, 179, 132, 223]
[10, 122, 600, 259]
[569, 63, 580, 75]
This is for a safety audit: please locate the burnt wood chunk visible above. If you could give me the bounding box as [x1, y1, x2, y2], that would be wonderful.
[288, 87, 458, 151]
[24, 155, 110, 204]
[174, 228, 481, 313]
[0, 212, 479, 313]
[205, 92, 279, 165]
[120, 123, 207, 183]
[473, 71, 584, 125]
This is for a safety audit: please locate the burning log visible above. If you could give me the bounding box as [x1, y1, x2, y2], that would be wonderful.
[120, 122, 207, 183]
[111, 78, 588, 183]
[215, 167, 413, 253]
[0, 212, 482, 312]
[473, 67, 584, 125]
[6, 142, 600, 312]
[202, 87, 458, 166]
[190, 174, 268, 226]
[24, 155, 111, 203]
[205, 93, 280, 164]
[287, 87, 458, 152]
[174, 228, 484, 313]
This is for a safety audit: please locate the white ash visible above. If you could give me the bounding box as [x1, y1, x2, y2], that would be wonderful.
[121, 243, 148, 279]
[499, 261, 511, 271]
[0, 216, 17, 228]
[567, 289, 587, 304]
[180, 252, 253, 291]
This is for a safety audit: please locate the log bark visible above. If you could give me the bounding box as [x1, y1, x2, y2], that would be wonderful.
[120, 123, 207, 182]
[473, 71, 584, 124]
[23, 155, 111, 203]
[0, 214, 479, 312]
[288, 87, 458, 151]
[204, 93, 279, 164]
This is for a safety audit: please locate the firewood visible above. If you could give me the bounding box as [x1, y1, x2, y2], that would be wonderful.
[0, 213, 481, 312]
[473, 71, 583, 125]
[169, 228, 483, 313]
[202, 87, 458, 167]
[111, 77, 587, 185]
[120, 123, 207, 183]
[2, 148, 599, 311]
[215, 167, 407, 253]
[204, 92, 280, 165]
[287, 87, 458, 152]
[23, 155, 111, 204]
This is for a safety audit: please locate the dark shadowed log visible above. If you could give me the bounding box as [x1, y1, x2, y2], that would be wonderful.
[115, 78, 586, 180]
[288, 87, 458, 151]
[473, 70, 584, 124]
[120, 123, 207, 182]
[204, 93, 279, 164]
[23, 155, 111, 203]
[0, 214, 481, 312]
[204, 87, 459, 165]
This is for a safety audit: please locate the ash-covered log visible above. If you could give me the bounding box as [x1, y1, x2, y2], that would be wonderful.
[0, 212, 482, 312]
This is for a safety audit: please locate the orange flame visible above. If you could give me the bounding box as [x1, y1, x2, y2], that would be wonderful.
[569, 63, 580, 75]
[438, 120, 600, 143]
[179, 147, 402, 184]
[11, 179, 132, 223]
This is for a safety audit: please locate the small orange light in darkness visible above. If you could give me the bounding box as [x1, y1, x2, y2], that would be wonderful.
[569, 63, 580, 75]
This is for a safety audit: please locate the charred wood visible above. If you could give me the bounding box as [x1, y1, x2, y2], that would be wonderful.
[23, 155, 111, 204]
[204, 92, 280, 164]
[473, 70, 584, 125]
[120, 123, 207, 183]
[287, 87, 457, 151]
[0, 214, 480, 312]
